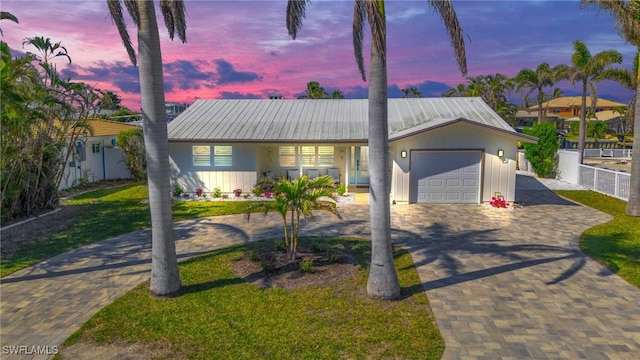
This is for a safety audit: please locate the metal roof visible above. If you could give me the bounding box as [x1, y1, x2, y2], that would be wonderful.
[168, 97, 535, 143]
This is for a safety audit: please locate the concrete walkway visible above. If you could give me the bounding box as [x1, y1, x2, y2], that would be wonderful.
[1, 176, 640, 359]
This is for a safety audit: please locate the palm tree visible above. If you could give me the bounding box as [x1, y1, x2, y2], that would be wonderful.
[248, 175, 340, 262]
[107, 0, 187, 296]
[599, 54, 637, 134]
[287, 0, 467, 299]
[514, 63, 563, 124]
[556, 40, 623, 164]
[581, 0, 640, 216]
[0, 11, 18, 36]
[331, 89, 345, 99]
[401, 87, 422, 98]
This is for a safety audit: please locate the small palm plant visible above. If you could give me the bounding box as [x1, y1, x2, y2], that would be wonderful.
[247, 175, 341, 262]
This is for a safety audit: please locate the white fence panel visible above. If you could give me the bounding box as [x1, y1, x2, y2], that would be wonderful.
[578, 164, 630, 201]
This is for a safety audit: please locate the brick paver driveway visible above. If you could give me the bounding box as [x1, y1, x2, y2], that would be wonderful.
[1, 175, 639, 359]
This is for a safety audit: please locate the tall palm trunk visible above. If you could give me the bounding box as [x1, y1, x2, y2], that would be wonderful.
[138, 0, 181, 295]
[627, 65, 640, 216]
[366, 30, 400, 299]
[578, 81, 588, 164]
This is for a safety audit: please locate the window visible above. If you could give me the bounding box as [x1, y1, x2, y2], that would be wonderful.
[278, 146, 335, 167]
[213, 145, 233, 166]
[317, 146, 334, 166]
[279, 146, 297, 167]
[92, 143, 100, 154]
[192, 145, 211, 166]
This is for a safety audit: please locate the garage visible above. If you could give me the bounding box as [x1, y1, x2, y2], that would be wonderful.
[410, 150, 482, 204]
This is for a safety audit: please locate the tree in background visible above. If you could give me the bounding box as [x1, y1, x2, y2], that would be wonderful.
[581, 0, 640, 216]
[331, 89, 345, 99]
[587, 121, 609, 141]
[107, 0, 187, 296]
[110, 107, 141, 122]
[514, 63, 564, 124]
[522, 122, 559, 178]
[287, 0, 467, 299]
[1, 35, 97, 221]
[298, 81, 345, 99]
[443, 74, 516, 125]
[401, 87, 422, 98]
[99, 90, 122, 110]
[556, 40, 623, 164]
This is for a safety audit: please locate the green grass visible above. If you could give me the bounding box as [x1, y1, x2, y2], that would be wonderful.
[555, 190, 640, 288]
[60, 237, 444, 359]
[0, 184, 255, 277]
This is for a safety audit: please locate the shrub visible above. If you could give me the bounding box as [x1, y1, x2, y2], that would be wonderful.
[212, 187, 222, 198]
[248, 250, 260, 262]
[117, 128, 146, 182]
[336, 184, 347, 196]
[274, 239, 286, 251]
[587, 121, 608, 141]
[328, 252, 340, 263]
[233, 189, 242, 197]
[489, 196, 509, 208]
[172, 186, 183, 198]
[300, 259, 313, 273]
[523, 122, 559, 178]
[195, 188, 203, 197]
[251, 186, 264, 197]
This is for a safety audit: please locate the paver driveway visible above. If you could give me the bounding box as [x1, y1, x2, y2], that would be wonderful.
[1, 175, 639, 359]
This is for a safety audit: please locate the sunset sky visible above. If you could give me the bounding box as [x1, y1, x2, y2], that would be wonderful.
[2, 0, 636, 110]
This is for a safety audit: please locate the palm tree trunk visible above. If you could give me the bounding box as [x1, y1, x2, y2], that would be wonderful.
[366, 31, 400, 300]
[138, 0, 181, 296]
[578, 81, 588, 164]
[627, 68, 640, 216]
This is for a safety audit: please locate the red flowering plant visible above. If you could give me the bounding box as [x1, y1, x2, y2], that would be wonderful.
[490, 196, 509, 208]
[195, 188, 203, 197]
[263, 191, 272, 198]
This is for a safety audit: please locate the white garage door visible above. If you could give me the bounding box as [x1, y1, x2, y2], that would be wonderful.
[410, 150, 481, 204]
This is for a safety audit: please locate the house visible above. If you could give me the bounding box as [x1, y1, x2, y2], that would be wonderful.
[166, 101, 189, 122]
[167, 98, 537, 204]
[58, 119, 138, 190]
[565, 110, 624, 134]
[514, 110, 563, 130]
[528, 96, 626, 118]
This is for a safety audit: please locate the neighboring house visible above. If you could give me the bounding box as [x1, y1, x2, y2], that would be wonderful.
[59, 119, 138, 190]
[166, 101, 188, 122]
[514, 110, 562, 130]
[167, 98, 537, 204]
[565, 110, 624, 134]
[528, 96, 626, 118]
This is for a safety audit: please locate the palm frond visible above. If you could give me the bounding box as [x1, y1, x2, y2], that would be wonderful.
[0, 11, 18, 23]
[107, 0, 137, 66]
[159, 0, 187, 42]
[582, 0, 640, 46]
[572, 40, 592, 67]
[286, 0, 311, 40]
[427, 0, 467, 76]
[598, 68, 633, 89]
[353, 0, 367, 81]
[123, 0, 140, 27]
[365, 0, 386, 72]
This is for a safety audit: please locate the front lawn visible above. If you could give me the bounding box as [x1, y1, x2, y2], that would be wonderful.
[0, 184, 255, 277]
[58, 237, 444, 359]
[555, 190, 640, 288]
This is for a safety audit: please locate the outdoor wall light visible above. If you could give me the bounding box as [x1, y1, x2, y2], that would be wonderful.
[401, 150, 408, 158]
[497, 149, 504, 158]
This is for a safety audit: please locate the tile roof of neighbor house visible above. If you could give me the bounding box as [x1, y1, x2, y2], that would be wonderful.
[168, 97, 537, 143]
[566, 110, 622, 122]
[55, 119, 140, 137]
[515, 110, 560, 118]
[528, 96, 627, 110]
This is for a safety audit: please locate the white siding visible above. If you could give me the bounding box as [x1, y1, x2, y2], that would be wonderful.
[390, 122, 517, 203]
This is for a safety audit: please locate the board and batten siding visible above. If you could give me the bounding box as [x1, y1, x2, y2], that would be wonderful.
[390, 122, 518, 203]
[169, 142, 258, 193]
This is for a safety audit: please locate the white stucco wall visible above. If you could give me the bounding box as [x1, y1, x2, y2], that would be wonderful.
[58, 136, 130, 190]
[390, 122, 519, 203]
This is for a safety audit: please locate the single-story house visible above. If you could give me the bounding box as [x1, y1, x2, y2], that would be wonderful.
[58, 119, 137, 190]
[529, 96, 626, 118]
[167, 98, 537, 204]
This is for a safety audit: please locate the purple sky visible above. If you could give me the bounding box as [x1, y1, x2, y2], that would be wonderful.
[2, 0, 636, 110]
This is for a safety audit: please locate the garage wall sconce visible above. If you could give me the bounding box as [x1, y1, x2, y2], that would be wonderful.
[401, 150, 407, 158]
[497, 149, 504, 158]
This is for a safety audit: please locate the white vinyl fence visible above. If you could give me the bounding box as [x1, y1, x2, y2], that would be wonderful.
[578, 165, 631, 201]
[583, 148, 632, 158]
[556, 149, 631, 201]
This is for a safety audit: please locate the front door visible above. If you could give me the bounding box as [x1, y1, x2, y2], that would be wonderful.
[349, 146, 369, 186]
